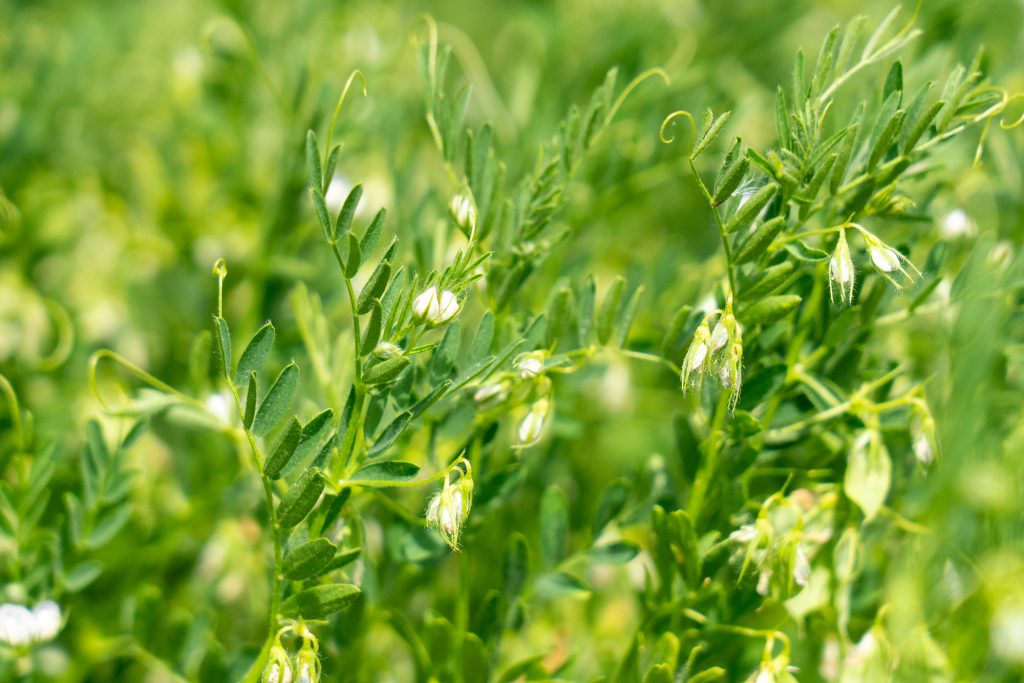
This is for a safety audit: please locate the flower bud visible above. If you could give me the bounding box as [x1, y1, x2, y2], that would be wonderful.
[681, 318, 712, 390]
[514, 399, 550, 448]
[911, 406, 938, 466]
[449, 191, 477, 237]
[514, 352, 545, 379]
[0, 603, 34, 647]
[295, 646, 320, 683]
[829, 229, 856, 305]
[412, 286, 459, 325]
[372, 341, 402, 359]
[792, 544, 810, 587]
[263, 645, 293, 683]
[426, 464, 474, 549]
[861, 229, 920, 288]
[473, 381, 509, 406]
[31, 600, 61, 642]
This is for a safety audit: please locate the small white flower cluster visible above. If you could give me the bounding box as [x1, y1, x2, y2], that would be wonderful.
[681, 305, 743, 409]
[425, 460, 474, 550]
[262, 622, 321, 683]
[729, 488, 835, 597]
[0, 600, 62, 649]
[412, 285, 460, 326]
[472, 351, 554, 449]
[828, 224, 921, 305]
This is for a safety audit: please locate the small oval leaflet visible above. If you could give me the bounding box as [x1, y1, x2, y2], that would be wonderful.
[363, 355, 410, 385]
[234, 321, 275, 386]
[350, 461, 420, 483]
[281, 583, 361, 619]
[740, 295, 802, 326]
[252, 362, 299, 437]
[263, 417, 301, 480]
[277, 467, 326, 529]
[282, 537, 338, 580]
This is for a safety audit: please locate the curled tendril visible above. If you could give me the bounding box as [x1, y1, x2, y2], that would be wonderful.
[999, 92, 1024, 130]
[34, 298, 74, 372]
[325, 69, 368, 157]
[604, 67, 671, 129]
[659, 109, 697, 153]
[88, 349, 205, 417]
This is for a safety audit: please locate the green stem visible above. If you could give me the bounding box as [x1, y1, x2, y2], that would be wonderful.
[688, 158, 738, 299]
[688, 391, 732, 521]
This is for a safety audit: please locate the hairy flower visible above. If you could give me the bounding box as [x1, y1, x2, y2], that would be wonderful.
[681, 318, 712, 389]
[829, 229, 856, 305]
[514, 398, 551, 447]
[412, 286, 460, 325]
[860, 229, 920, 288]
[449, 190, 477, 237]
[263, 644, 294, 683]
[514, 353, 545, 379]
[426, 464, 475, 549]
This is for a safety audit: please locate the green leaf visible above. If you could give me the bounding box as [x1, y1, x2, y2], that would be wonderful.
[360, 207, 388, 257]
[87, 504, 131, 549]
[212, 316, 231, 380]
[578, 275, 597, 343]
[783, 239, 830, 262]
[845, 432, 891, 520]
[596, 276, 625, 345]
[366, 411, 412, 458]
[235, 321, 275, 385]
[64, 560, 103, 593]
[264, 417, 302, 480]
[743, 262, 794, 298]
[614, 286, 644, 348]
[740, 295, 802, 326]
[333, 183, 363, 242]
[310, 187, 331, 242]
[504, 533, 530, 598]
[343, 232, 362, 277]
[589, 541, 640, 564]
[643, 664, 673, 683]
[536, 571, 591, 598]
[725, 183, 777, 234]
[357, 260, 391, 315]
[540, 486, 569, 567]
[690, 110, 731, 160]
[243, 372, 258, 429]
[660, 304, 694, 359]
[305, 130, 322, 189]
[350, 461, 420, 483]
[281, 583, 361, 619]
[593, 478, 631, 536]
[282, 537, 338, 580]
[469, 311, 494, 362]
[360, 300, 383, 356]
[364, 355, 410, 385]
[328, 547, 362, 571]
[252, 363, 299, 437]
[409, 381, 451, 419]
[712, 140, 749, 205]
[277, 467, 326, 529]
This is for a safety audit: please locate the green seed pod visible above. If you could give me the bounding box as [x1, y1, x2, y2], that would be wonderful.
[282, 537, 338, 580]
[363, 355, 410, 385]
[739, 294, 802, 326]
[725, 183, 777, 234]
[278, 467, 326, 529]
[742, 261, 794, 298]
[733, 217, 786, 265]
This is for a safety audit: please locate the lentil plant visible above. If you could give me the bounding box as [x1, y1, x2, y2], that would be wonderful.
[2, 1, 1024, 681]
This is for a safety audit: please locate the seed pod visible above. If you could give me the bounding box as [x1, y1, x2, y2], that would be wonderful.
[278, 468, 326, 529]
[363, 355, 410, 385]
[740, 295, 802, 326]
[742, 262, 794, 298]
[734, 217, 786, 264]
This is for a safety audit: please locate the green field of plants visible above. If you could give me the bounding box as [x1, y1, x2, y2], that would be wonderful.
[2, 0, 1024, 680]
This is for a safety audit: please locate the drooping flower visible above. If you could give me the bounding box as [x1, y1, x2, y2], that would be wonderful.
[449, 190, 477, 238]
[263, 644, 294, 683]
[514, 353, 545, 380]
[681, 318, 712, 389]
[829, 229, 856, 305]
[0, 600, 63, 649]
[412, 286, 460, 325]
[426, 462, 474, 549]
[514, 399, 551, 448]
[860, 229, 920, 288]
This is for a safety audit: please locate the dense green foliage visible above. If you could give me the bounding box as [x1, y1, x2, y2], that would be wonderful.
[2, 0, 1024, 681]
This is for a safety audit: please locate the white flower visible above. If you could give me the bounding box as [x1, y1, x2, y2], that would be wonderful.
[0, 603, 34, 647]
[514, 355, 544, 379]
[829, 230, 856, 305]
[426, 466, 474, 549]
[793, 545, 810, 587]
[412, 286, 459, 325]
[689, 341, 708, 371]
[869, 245, 901, 273]
[940, 208, 974, 239]
[31, 600, 61, 642]
[473, 382, 508, 406]
[729, 524, 758, 544]
[449, 191, 477, 236]
[0, 601, 62, 648]
[515, 399, 550, 447]
[205, 391, 233, 424]
[264, 645, 294, 683]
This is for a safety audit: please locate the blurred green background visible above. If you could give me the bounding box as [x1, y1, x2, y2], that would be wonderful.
[2, 0, 1024, 680]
